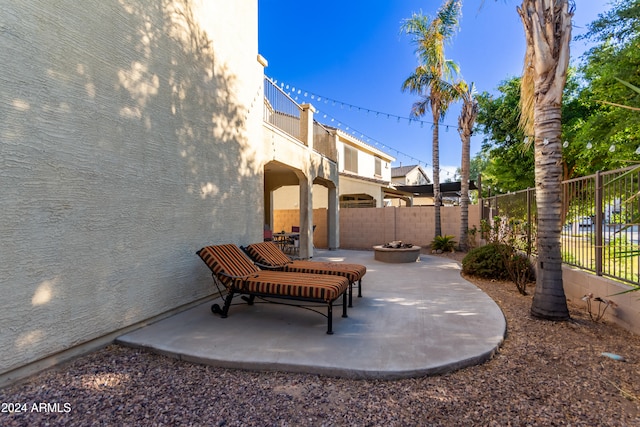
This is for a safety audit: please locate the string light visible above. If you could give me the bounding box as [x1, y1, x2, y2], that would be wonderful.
[269, 76, 457, 129]
[266, 76, 433, 170]
[316, 108, 431, 168]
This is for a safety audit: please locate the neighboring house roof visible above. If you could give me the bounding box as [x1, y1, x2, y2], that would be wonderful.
[391, 165, 416, 178]
[391, 165, 431, 184]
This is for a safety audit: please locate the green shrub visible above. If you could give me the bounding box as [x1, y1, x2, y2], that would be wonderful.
[506, 251, 536, 293]
[431, 235, 456, 252]
[462, 243, 535, 294]
[462, 243, 511, 280]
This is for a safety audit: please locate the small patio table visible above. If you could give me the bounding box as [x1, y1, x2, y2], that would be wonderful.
[273, 232, 299, 256]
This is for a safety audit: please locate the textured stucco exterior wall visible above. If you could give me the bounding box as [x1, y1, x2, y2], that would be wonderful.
[1, 0, 262, 378]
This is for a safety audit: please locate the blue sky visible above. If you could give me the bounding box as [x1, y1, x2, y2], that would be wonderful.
[258, 0, 611, 182]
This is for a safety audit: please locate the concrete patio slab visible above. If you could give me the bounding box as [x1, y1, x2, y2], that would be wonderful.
[116, 250, 506, 380]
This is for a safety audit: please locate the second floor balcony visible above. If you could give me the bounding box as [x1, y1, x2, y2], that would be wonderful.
[263, 76, 337, 163]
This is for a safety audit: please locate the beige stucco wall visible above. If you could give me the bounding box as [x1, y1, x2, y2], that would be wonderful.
[1, 0, 263, 381]
[336, 133, 393, 181]
[562, 267, 640, 335]
[274, 184, 330, 209]
[340, 175, 387, 207]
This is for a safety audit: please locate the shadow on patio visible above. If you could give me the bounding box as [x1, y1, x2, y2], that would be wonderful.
[116, 250, 506, 380]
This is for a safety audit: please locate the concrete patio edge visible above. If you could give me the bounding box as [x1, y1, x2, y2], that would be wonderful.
[117, 249, 507, 380]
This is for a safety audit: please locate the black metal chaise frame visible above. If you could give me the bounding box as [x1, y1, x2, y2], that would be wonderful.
[196, 244, 349, 334]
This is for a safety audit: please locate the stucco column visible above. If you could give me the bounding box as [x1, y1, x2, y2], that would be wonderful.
[328, 186, 339, 249]
[298, 174, 313, 259]
[300, 104, 316, 148]
[263, 184, 273, 231]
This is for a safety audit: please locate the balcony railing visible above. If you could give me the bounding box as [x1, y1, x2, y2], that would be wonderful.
[264, 77, 301, 140]
[263, 76, 337, 162]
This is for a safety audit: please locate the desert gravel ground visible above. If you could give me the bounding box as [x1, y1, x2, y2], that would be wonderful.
[2, 252, 640, 426]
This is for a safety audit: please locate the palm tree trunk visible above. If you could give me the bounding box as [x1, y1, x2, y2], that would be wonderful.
[432, 108, 441, 238]
[457, 86, 476, 251]
[459, 133, 470, 251]
[518, 0, 572, 321]
[530, 104, 570, 320]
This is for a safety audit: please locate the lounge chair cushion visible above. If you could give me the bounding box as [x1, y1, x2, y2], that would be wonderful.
[197, 244, 348, 302]
[245, 241, 293, 267]
[197, 244, 260, 286]
[243, 271, 347, 302]
[245, 242, 366, 283]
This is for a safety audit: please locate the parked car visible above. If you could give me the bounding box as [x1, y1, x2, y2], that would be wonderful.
[577, 216, 593, 227]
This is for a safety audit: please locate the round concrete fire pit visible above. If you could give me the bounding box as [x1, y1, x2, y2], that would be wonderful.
[373, 245, 422, 263]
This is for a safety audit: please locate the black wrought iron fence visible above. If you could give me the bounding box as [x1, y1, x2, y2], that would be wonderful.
[482, 166, 640, 286]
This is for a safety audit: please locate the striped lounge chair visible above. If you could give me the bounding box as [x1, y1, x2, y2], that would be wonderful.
[196, 244, 349, 334]
[243, 241, 366, 308]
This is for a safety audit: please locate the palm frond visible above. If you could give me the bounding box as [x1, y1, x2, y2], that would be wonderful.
[443, 59, 460, 81]
[401, 0, 462, 124]
[615, 77, 640, 95]
[598, 100, 640, 112]
[458, 81, 478, 134]
[436, 0, 463, 39]
[519, 46, 535, 136]
[411, 98, 430, 118]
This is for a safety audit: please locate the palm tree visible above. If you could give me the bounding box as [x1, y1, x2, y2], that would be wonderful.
[518, 0, 574, 320]
[401, 0, 462, 238]
[457, 81, 478, 251]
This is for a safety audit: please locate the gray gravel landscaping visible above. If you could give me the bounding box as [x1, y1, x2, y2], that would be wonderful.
[2, 263, 640, 426]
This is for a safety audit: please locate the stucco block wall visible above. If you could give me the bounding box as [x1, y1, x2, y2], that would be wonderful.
[1, 0, 262, 379]
[312, 209, 329, 248]
[273, 210, 301, 235]
[273, 209, 328, 248]
[339, 206, 481, 249]
[562, 267, 640, 335]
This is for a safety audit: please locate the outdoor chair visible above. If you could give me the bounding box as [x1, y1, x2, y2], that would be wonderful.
[196, 244, 349, 334]
[242, 241, 366, 308]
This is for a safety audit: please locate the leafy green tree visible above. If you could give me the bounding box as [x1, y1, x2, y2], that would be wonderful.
[401, 0, 462, 238]
[475, 70, 592, 191]
[575, 0, 640, 172]
[475, 78, 535, 193]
